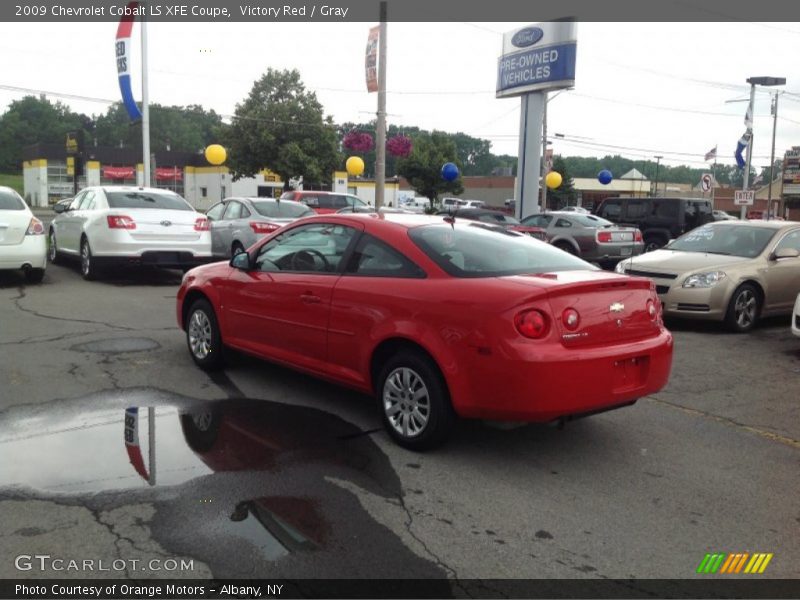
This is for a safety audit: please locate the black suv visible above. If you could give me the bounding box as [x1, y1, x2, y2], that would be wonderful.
[593, 197, 713, 252]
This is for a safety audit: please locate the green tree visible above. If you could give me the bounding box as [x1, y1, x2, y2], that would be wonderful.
[94, 103, 224, 153]
[397, 131, 463, 204]
[547, 156, 577, 208]
[225, 69, 340, 188]
[0, 96, 87, 172]
[450, 132, 495, 176]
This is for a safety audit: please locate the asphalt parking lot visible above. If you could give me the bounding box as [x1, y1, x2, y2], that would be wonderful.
[1, 262, 798, 590]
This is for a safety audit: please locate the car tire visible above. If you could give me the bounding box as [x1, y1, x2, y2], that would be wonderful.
[25, 268, 45, 284]
[376, 350, 456, 450]
[554, 241, 577, 255]
[231, 241, 245, 256]
[643, 235, 667, 253]
[185, 298, 225, 370]
[48, 229, 62, 264]
[80, 237, 101, 281]
[725, 283, 761, 333]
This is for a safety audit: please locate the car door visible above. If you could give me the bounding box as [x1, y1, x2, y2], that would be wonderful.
[763, 228, 800, 311]
[206, 202, 227, 257]
[60, 191, 90, 253]
[222, 222, 362, 370]
[228, 201, 253, 250]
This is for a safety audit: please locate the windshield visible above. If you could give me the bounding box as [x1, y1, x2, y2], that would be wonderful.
[106, 191, 193, 211]
[669, 224, 776, 258]
[0, 189, 25, 210]
[252, 201, 313, 218]
[409, 223, 594, 277]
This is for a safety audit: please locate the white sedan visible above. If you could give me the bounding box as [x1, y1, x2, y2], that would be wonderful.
[49, 186, 212, 280]
[793, 293, 800, 338]
[0, 186, 46, 283]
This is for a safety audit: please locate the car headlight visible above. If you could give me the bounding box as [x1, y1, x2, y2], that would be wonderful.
[682, 271, 727, 288]
[615, 260, 628, 274]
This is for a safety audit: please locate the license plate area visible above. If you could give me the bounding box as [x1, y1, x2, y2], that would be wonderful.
[612, 355, 649, 392]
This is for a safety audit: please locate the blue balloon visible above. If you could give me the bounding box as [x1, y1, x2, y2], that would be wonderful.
[441, 162, 459, 182]
[598, 169, 613, 185]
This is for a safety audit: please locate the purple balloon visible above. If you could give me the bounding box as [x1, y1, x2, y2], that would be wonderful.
[598, 169, 613, 185]
[441, 162, 459, 182]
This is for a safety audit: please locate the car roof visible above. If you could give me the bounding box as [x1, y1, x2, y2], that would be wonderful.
[93, 186, 179, 194]
[286, 190, 356, 196]
[706, 219, 798, 229]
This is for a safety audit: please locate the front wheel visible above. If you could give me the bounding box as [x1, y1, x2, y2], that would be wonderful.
[48, 230, 61, 264]
[725, 284, 761, 333]
[186, 299, 225, 370]
[377, 351, 455, 450]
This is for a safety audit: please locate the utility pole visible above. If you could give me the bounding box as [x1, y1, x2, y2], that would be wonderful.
[374, 1, 387, 209]
[767, 91, 779, 220]
[141, 5, 151, 187]
[653, 155, 663, 197]
[741, 82, 756, 219]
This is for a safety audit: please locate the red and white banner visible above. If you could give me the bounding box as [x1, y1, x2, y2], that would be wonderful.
[365, 26, 379, 93]
[103, 166, 135, 179]
[155, 167, 183, 181]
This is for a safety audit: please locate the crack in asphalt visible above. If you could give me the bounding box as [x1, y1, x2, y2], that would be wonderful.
[396, 491, 472, 598]
[647, 395, 800, 449]
[11, 286, 135, 331]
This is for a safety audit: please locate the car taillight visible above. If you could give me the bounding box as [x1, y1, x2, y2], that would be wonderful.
[634, 229, 643, 242]
[647, 298, 661, 322]
[514, 309, 549, 339]
[250, 222, 280, 234]
[194, 217, 210, 231]
[26, 217, 45, 235]
[562, 308, 581, 331]
[107, 215, 136, 229]
[597, 230, 612, 243]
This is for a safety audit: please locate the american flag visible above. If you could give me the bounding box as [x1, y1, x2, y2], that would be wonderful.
[704, 146, 717, 161]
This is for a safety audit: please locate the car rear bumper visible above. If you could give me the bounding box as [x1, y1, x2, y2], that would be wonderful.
[0, 235, 47, 270]
[453, 329, 673, 422]
[92, 251, 214, 269]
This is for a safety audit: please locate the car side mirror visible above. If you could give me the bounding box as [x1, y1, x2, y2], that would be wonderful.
[230, 252, 252, 270]
[772, 247, 800, 260]
[53, 203, 66, 214]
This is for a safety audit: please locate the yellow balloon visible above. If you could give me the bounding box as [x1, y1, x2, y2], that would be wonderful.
[205, 144, 227, 166]
[346, 156, 365, 177]
[545, 171, 563, 189]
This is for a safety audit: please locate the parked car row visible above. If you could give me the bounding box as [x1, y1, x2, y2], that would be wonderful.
[0, 186, 46, 283]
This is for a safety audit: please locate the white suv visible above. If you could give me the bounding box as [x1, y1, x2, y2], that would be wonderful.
[49, 186, 212, 280]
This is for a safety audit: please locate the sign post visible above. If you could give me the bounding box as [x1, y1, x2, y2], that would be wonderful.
[497, 22, 577, 219]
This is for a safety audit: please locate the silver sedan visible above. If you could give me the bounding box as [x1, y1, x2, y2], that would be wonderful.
[206, 197, 314, 258]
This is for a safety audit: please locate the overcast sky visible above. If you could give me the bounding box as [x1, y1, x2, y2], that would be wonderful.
[1, 21, 799, 172]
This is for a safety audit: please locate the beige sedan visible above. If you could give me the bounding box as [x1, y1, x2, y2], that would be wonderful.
[615, 220, 800, 332]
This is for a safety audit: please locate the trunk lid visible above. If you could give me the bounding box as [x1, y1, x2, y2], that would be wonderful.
[503, 271, 661, 347]
[110, 208, 203, 242]
[0, 209, 32, 246]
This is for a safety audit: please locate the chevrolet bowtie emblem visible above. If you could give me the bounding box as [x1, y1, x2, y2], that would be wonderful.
[610, 302, 625, 313]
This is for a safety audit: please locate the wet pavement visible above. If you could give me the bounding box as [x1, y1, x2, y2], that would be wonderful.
[1, 262, 799, 589]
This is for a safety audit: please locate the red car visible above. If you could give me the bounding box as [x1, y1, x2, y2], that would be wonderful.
[279, 190, 370, 215]
[177, 213, 673, 450]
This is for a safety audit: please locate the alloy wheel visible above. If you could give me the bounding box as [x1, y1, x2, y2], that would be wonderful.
[382, 367, 431, 439]
[734, 289, 757, 329]
[188, 309, 213, 360]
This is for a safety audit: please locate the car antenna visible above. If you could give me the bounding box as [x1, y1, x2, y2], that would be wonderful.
[443, 214, 455, 229]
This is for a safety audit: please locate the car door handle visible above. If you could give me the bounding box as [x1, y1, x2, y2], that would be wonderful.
[300, 293, 321, 304]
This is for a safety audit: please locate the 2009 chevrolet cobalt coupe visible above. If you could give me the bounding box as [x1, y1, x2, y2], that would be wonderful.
[177, 213, 673, 449]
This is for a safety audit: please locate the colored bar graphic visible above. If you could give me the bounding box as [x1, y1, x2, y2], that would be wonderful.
[698, 552, 773, 575]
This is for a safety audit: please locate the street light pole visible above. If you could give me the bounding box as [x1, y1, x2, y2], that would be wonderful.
[653, 155, 662, 197]
[741, 81, 756, 220]
[541, 92, 548, 212]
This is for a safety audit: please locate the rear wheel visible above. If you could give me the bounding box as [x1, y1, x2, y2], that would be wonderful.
[643, 235, 667, 253]
[554, 241, 577, 255]
[186, 298, 225, 370]
[25, 268, 45, 284]
[725, 284, 761, 333]
[80, 237, 101, 280]
[377, 350, 455, 450]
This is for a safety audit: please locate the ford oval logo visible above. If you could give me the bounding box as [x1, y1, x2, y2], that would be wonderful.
[511, 27, 544, 48]
[160, 220, 172, 227]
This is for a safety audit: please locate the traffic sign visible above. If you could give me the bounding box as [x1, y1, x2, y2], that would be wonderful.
[700, 173, 712, 192]
[734, 190, 755, 206]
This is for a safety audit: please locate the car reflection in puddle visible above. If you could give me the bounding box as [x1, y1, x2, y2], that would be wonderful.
[0, 392, 449, 581]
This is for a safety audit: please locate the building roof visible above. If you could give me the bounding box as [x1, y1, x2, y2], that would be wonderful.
[621, 168, 648, 180]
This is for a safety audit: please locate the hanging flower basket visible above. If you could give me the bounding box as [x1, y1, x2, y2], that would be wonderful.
[387, 135, 413, 158]
[343, 131, 374, 153]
